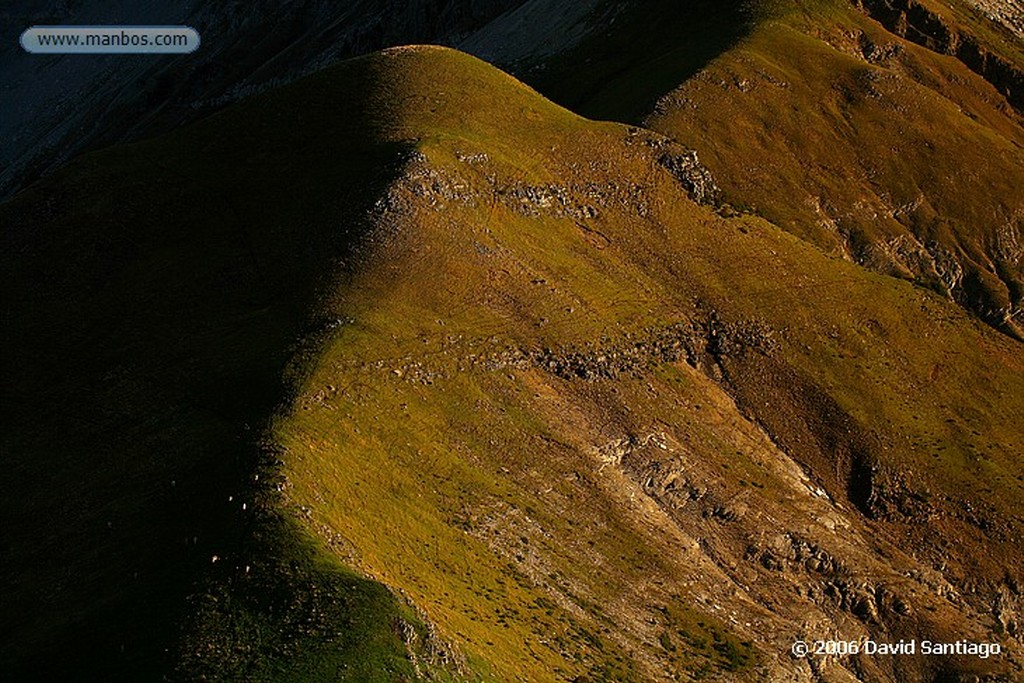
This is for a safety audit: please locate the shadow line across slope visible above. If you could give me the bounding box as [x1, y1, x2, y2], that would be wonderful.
[0, 54, 434, 681]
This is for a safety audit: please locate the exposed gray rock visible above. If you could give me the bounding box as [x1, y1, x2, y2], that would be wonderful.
[657, 150, 721, 205]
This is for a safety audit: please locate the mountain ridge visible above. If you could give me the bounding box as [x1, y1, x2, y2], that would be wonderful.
[3, 5, 1024, 681]
[641, 1, 1024, 340]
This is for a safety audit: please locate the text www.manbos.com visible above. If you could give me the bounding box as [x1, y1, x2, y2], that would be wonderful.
[21, 26, 200, 54]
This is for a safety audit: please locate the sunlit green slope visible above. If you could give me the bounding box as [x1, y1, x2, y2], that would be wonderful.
[3, 44, 1023, 682]
[633, 0, 1024, 338]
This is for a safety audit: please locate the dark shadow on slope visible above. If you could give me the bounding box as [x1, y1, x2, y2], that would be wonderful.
[521, 0, 757, 123]
[714, 348, 883, 517]
[0, 55, 423, 681]
[1, 0, 530, 202]
[855, 0, 1024, 110]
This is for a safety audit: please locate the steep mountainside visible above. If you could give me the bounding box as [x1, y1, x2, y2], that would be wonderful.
[635, 1, 1024, 337]
[1, 0, 629, 201]
[3, 44, 1022, 682]
[7, 0, 1019, 345]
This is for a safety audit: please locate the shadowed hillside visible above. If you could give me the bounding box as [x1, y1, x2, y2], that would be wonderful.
[4, 44, 1022, 681]
[0, 54, 441, 680]
[521, 0, 757, 122]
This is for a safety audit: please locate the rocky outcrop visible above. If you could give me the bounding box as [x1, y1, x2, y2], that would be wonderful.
[854, 0, 1024, 108]
[965, 0, 1024, 36]
[656, 150, 722, 206]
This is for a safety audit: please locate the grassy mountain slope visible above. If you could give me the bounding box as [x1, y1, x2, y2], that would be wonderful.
[634, 0, 1024, 338]
[272, 46, 1022, 681]
[3, 43, 1023, 682]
